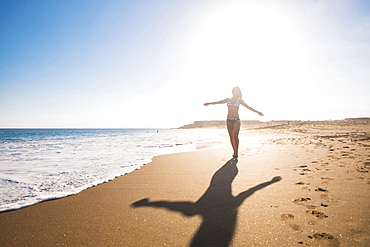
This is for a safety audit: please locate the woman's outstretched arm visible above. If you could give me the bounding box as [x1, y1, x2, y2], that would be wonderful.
[239, 99, 264, 116]
[204, 98, 229, 106]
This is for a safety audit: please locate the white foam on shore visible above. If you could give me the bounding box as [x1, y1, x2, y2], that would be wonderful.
[0, 129, 226, 212]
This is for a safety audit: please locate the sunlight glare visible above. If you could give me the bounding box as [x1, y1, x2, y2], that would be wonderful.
[180, 1, 309, 102]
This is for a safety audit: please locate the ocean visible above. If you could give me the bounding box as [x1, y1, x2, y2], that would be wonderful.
[0, 128, 225, 212]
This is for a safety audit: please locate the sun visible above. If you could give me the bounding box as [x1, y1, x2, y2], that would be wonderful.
[179, 1, 309, 98]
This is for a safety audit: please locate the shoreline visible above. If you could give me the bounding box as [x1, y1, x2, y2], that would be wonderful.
[1, 122, 369, 246]
[1, 142, 230, 214]
[0, 128, 227, 213]
[178, 119, 370, 130]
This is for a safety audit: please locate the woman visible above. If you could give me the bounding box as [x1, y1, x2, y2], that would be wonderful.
[204, 87, 264, 158]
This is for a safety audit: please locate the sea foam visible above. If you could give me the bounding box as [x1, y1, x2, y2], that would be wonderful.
[0, 128, 225, 212]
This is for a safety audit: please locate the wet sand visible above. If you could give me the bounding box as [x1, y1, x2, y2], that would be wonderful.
[0, 121, 369, 246]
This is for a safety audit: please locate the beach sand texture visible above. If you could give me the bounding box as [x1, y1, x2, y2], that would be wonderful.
[1, 121, 369, 246]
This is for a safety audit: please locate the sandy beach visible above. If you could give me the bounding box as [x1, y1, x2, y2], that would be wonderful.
[1, 121, 369, 246]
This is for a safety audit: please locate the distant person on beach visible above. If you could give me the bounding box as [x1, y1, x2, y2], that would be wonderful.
[204, 87, 264, 158]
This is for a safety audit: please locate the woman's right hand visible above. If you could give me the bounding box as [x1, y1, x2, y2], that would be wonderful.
[204, 103, 209, 106]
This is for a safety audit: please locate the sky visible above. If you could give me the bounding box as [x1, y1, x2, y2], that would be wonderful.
[0, 0, 369, 128]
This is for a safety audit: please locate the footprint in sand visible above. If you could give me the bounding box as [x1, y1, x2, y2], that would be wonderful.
[293, 197, 311, 205]
[295, 165, 313, 175]
[321, 177, 333, 185]
[240, 148, 250, 156]
[281, 213, 294, 220]
[310, 233, 340, 247]
[307, 210, 328, 218]
[315, 187, 328, 192]
[280, 214, 301, 231]
[295, 181, 311, 189]
[293, 198, 318, 209]
[356, 164, 370, 173]
[314, 187, 330, 200]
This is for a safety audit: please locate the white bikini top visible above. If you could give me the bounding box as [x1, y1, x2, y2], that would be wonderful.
[227, 98, 240, 107]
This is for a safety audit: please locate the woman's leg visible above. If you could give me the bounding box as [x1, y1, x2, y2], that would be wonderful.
[227, 120, 241, 157]
[226, 120, 235, 154]
[232, 121, 240, 156]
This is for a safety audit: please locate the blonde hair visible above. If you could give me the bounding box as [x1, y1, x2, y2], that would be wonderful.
[232, 87, 242, 99]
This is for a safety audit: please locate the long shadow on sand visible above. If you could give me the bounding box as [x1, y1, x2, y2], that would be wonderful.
[132, 158, 281, 247]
